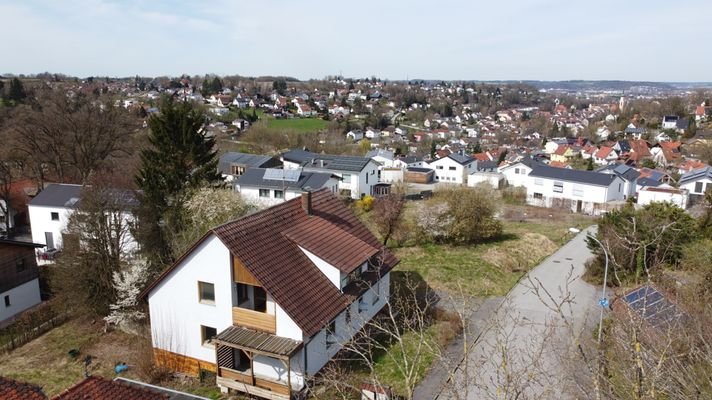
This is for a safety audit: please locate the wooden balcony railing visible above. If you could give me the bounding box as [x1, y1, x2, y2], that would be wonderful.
[232, 307, 276, 334]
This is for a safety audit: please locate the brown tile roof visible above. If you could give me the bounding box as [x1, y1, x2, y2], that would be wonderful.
[553, 145, 569, 156]
[283, 216, 379, 273]
[0, 376, 46, 400]
[144, 189, 398, 337]
[595, 146, 614, 159]
[53, 376, 167, 400]
[629, 140, 651, 159]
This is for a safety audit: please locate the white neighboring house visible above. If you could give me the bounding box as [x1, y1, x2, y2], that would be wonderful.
[235, 168, 339, 207]
[218, 152, 282, 183]
[28, 184, 82, 256]
[637, 185, 688, 209]
[281, 149, 380, 199]
[346, 130, 364, 141]
[0, 238, 43, 326]
[429, 153, 476, 185]
[142, 190, 398, 400]
[597, 164, 640, 200]
[28, 183, 139, 263]
[498, 158, 538, 188]
[524, 165, 626, 215]
[592, 147, 618, 165]
[679, 166, 712, 205]
[0, 199, 16, 233]
[467, 171, 505, 189]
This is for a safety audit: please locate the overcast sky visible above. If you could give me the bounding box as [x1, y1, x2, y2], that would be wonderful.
[2, 0, 710, 81]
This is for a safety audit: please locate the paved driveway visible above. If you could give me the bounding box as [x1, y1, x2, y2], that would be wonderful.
[432, 226, 600, 399]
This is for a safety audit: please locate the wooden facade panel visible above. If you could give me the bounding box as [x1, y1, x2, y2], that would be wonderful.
[219, 367, 252, 384]
[232, 307, 276, 334]
[0, 245, 39, 294]
[255, 378, 291, 395]
[153, 348, 216, 377]
[233, 256, 261, 287]
[216, 376, 289, 400]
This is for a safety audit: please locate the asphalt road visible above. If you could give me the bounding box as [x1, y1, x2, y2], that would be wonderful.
[433, 226, 600, 399]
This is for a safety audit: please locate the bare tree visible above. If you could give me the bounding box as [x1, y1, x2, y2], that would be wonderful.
[6, 88, 138, 184]
[371, 192, 406, 246]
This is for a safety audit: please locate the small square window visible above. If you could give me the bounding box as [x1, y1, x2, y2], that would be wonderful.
[274, 190, 284, 199]
[201, 325, 217, 346]
[51, 212, 60, 221]
[259, 189, 270, 198]
[533, 193, 543, 199]
[198, 281, 215, 304]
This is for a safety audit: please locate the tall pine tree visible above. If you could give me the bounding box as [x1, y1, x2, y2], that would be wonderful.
[135, 97, 221, 273]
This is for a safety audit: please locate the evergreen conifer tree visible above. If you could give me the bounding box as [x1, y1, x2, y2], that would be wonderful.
[135, 97, 221, 273]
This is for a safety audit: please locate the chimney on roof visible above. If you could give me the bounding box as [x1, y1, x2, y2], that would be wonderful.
[302, 187, 313, 215]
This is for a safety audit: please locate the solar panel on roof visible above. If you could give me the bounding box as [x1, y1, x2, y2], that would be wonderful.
[623, 285, 684, 329]
[263, 168, 301, 182]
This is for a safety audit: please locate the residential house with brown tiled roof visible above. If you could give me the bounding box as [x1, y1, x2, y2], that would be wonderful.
[593, 146, 618, 165]
[0, 375, 46, 400]
[53, 376, 168, 400]
[142, 189, 398, 399]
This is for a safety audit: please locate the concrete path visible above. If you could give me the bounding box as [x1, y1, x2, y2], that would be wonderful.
[431, 226, 600, 399]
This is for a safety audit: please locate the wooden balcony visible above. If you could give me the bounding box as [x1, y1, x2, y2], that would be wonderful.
[217, 367, 291, 400]
[232, 307, 276, 334]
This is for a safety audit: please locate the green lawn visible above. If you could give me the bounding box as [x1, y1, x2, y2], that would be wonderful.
[263, 117, 328, 133]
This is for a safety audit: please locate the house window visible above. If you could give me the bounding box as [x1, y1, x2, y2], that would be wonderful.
[358, 296, 368, 312]
[695, 182, 704, 193]
[274, 190, 284, 199]
[366, 173, 369, 184]
[259, 189, 270, 198]
[342, 174, 352, 184]
[534, 178, 543, 186]
[51, 212, 59, 221]
[201, 325, 217, 346]
[16, 258, 26, 273]
[436, 166, 444, 170]
[533, 193, 543, 200]
[198, 281, 215, 304]
[4, 295, 10, 307]
[449, 166, 456, 171]
[515, 168, 520, 174]
[553, 181, 563, 193]
[236, 283, 249, 305]
[253, 286, 267, 312]
[231, 165, 246, 176]
[618, 183, 622, 192]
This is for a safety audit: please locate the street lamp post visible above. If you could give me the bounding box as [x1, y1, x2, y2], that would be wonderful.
[569, 228, 609, 343]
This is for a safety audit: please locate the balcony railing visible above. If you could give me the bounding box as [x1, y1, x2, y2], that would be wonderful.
[232, 307, 276, 334]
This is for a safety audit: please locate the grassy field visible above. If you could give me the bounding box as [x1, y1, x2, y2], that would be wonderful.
[393, 211, 594, 298]
[0, 318, 222, 398]
[263, 117, 328, 133]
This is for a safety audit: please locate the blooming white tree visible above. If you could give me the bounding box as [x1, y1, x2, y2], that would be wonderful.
[104, 256, 149, 334]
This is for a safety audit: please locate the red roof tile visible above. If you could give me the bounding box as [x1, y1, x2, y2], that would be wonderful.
[53, 377, 167, 400]
[283, 217, 379, 273]
[0, 376, 46, 400]
[595, 146, 614, 159]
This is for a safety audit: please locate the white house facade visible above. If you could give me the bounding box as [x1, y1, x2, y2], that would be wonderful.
[235, 168, 339, 207]
[524, 165, 626, 215]
[28, 184, 82, 254]
[143, 190, 398, 399]
[637, 186, 688, 209]
[429, 154, 476, 185]
[281, 149, 380, 199]
[28, 183, 140, 263]
[679, 166, 712, 205]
